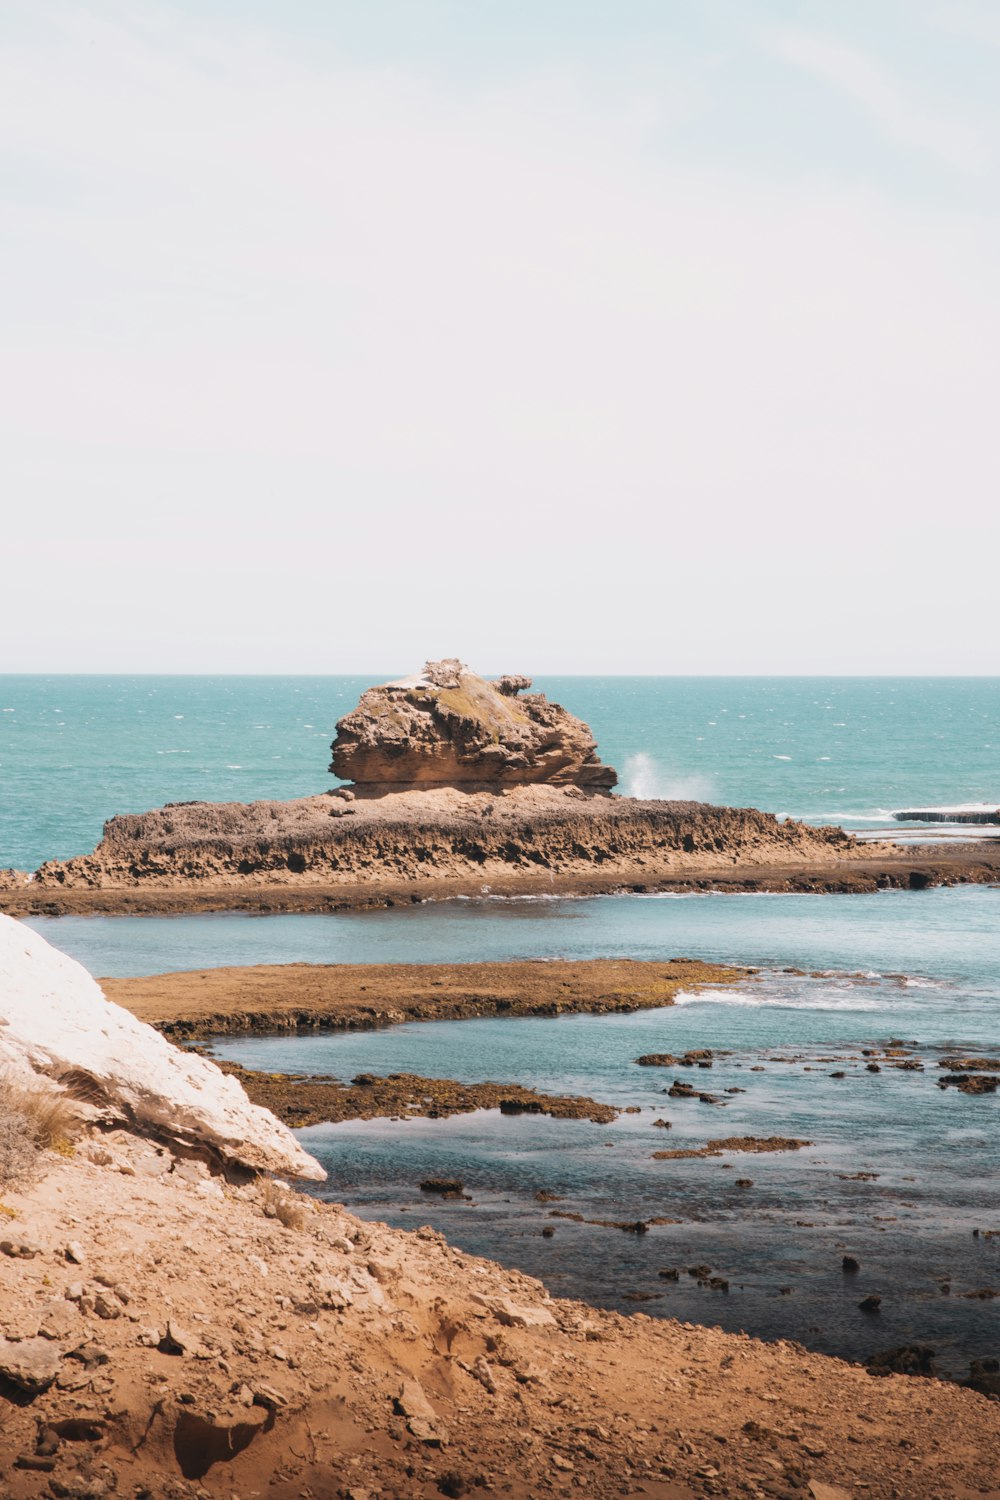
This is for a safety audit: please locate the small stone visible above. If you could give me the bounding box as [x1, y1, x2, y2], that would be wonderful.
[92, 1293, 121, 1321]
[1, 1236, 43, 1258]
[395, 1377, 448, 1445]
[160, 1319, 201, 1356]
[551, 1455, 574, 1472]
[492, 1297, 556, 1329]
[0, 1336, 62, 1393]
[39, 1302, 79, 1341]
[858, 1295, 881, 1313]
[252, 1383, 287, 1411]
[64, 1241, 86, 1264]
[808, 1483, 853, 1500]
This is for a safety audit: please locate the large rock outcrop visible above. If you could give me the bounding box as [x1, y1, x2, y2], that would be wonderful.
[0, 914, 324, 1180]
[330, 659, 617, 791]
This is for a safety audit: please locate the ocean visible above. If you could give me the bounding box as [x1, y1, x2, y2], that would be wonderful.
[3, 674, 1000, 871]
[5, 675, 1000, 1376]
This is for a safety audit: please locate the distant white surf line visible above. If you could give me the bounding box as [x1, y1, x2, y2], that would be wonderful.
[673, 986, 893, 1012]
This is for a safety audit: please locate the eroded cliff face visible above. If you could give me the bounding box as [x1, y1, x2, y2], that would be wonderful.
[329, 659, 617, 790]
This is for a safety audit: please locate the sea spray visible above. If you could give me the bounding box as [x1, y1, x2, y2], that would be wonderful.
[623, 751, 713, 803]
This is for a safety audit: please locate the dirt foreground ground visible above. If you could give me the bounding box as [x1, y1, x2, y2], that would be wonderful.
[2, 1128, 1000, 1500]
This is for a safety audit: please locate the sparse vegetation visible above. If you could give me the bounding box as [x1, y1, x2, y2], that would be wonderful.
[0, 1071, 83, 1187]
[258, 1176, 307, 1230]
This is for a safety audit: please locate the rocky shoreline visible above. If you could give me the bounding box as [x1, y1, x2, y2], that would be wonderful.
[4, 785, 1000, 917]
[4, 1126, 1000, 1499]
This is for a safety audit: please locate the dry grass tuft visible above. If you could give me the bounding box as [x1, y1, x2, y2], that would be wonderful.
[259, 1176, 307, 1230]
[0, 1072, 84, 1187]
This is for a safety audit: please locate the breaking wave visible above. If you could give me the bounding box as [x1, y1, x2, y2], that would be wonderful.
[623, 752, 713, 803]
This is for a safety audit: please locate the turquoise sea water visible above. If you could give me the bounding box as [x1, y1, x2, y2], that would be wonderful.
[6, 676, 1000, 1374]
[3, 675, 1000, 870]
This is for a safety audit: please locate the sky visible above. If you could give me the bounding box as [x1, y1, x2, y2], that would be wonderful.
[2, 0, 999, 674]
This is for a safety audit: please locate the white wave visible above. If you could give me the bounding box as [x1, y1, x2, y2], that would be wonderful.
[623, 752, 713, 803]
[773, 754, 792, 761]
[672, 986, 885, 1012]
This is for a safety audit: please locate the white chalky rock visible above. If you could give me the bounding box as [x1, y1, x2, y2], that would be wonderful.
[0, 914, 324, 1181]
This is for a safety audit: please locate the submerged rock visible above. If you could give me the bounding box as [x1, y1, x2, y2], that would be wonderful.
[0, 914, 324, 1181]
[329, 659, 617, 790]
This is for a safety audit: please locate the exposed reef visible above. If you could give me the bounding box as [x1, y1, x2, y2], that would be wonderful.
[101, 958, 743, 1043]
[329, 658, 617, 790]
[5, 783, 998, 916]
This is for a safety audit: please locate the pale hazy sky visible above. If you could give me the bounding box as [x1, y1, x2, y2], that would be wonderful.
[3, 1, 999, 674]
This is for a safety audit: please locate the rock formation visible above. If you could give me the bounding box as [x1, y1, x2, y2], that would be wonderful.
[0, 914, 324, 1181]
[329, 659, 617, 791]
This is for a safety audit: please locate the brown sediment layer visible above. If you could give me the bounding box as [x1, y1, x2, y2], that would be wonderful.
[214, 1061, 619, 1126]
[8, 784, 994, 918]
[4, 1128, 1000, 1499]
[102, 957, 742, 1043]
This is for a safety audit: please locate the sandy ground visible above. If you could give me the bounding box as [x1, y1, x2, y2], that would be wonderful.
[2, 1129, 1000, 1499]
[102, 959, 742, 1041]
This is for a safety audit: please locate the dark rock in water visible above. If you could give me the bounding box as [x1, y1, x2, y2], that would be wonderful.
[688, 1265, 712, 1279]
[330, 659, 617, 790]
[964, 1357, 1000, 1396]
[735, 1178, 753, 1188]
[866, 1063, 881, 1073]
[658, 1268, 680, 1281]
[420, 1178, 464, 1196]
[859, 1295, 882, 1313]
[893, 807, 1000, 824]
[540, 1226, 555, 1238]
[842, 1256, 861, 1274]
[866, 1345, 937, 1378]
[938, 1073, 999, 1095]
[636, 1054, 678, 1067]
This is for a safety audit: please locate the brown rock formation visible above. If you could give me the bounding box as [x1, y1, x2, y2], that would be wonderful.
[329, 659, 617, 790]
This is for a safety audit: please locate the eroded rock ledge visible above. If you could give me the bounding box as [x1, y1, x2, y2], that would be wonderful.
[0, 784, 905, 917]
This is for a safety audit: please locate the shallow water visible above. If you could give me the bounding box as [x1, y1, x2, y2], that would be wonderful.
[210, 964, 1000, 1376]
[27, 883, 1000, 993]
[31, 886, 997, 1378]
